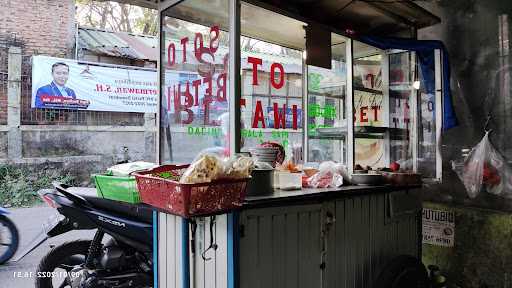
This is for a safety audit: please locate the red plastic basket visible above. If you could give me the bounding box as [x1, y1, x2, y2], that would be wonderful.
[133, 165, 249, 218]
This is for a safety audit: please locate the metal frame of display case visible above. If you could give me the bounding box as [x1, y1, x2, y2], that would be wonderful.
[435, 49, 443, 181]
[228, 0, 242, 156]
[346, 39, 355, 174]
[302, 51, 309, 163]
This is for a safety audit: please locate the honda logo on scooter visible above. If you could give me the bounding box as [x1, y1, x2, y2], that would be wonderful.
[98, 216, 126, 228]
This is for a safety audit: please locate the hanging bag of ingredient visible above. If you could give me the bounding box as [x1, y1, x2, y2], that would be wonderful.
[452, 131, 512, 198]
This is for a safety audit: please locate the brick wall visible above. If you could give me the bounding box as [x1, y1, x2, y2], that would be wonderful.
[0, 0, 76, 57]
[0, 0, 76, 127]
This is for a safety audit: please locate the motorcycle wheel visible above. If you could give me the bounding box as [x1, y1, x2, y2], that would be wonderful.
[375, 255, 429, 288]
[35, 240, 91, 288]
[0, 215, 19, 264]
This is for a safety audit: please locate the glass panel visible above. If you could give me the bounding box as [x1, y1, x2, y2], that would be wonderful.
[240, 2, 306, 163]
[417, 51, 437, 178]
[307, 33, 348, 164]
[352, 41, 387, 170]
[160, 0, 230, 164]
[352, 41, 417, 172]
[389, 52, 414, 172]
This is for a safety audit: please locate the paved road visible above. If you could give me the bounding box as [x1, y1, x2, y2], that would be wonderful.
[0, 205, 94, 288]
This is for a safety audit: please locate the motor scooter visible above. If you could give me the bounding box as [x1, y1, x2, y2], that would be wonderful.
[0, 207, 20, 264]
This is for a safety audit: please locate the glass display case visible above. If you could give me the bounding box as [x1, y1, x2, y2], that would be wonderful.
[154, 2, 448, 287]
[158, 0, 443, 180]
[349, 41, 430, 174]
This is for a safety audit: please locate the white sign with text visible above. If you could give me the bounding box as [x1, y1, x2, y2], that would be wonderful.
[422, 208, 455, 247]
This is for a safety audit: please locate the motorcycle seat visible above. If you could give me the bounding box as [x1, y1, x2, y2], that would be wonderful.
[66, 187, 154, 224]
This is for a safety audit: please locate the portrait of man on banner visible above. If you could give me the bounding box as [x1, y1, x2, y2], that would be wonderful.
[35, 62, 89, 109]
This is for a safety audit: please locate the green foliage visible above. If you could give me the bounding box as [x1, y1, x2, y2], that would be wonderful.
[0, 165, 76, 207]
[134, 8, 157, 36]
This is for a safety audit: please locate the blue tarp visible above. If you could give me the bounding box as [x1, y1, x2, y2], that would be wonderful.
[359, 36, 458, 131]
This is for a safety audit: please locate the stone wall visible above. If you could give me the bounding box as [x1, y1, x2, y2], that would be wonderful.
[0, 126, 157, 184]
[0, 131, 6, 158]
[22, 128, 156, 163]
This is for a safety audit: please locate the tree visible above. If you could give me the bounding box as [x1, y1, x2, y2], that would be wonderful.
[76, 0, 157, 35]
[135, 8, 158, 35]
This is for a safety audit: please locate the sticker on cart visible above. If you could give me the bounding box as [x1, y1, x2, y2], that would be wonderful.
[422, 208, 455, 247]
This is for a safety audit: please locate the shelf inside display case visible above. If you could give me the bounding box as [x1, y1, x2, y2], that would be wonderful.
[355, 127, 409, 140]
[308, 134, 346, 140]
[389, 83, 414, 91]
[316, 126, 347, 135]
[308, 91, 345, 99]
[309, 126, 347, 140]
[389, 91, 412, 99]
[309, 125, 409, 140]
[353, 86, 383, 95]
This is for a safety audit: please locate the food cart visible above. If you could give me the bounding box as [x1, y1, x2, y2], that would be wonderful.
[150, 0, 446, 287]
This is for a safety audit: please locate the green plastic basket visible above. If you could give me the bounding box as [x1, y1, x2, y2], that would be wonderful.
[92, 174, 141, 204]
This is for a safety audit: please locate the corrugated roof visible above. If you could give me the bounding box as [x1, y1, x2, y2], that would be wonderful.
[78, 27, 158, 61]
[78, 27, 303, 73]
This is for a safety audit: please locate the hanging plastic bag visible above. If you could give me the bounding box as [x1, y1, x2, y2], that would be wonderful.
[452, 132, 512, 198]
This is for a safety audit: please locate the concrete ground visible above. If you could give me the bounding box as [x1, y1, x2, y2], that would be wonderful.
[0, 205, 94, 288]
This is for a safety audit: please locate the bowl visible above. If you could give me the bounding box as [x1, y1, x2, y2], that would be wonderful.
[351, 173, 384, 186]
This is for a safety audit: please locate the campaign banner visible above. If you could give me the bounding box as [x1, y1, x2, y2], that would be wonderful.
[32, 56, 158, 113]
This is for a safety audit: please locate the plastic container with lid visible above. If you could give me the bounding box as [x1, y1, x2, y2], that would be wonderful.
[276, 171, 302, 190]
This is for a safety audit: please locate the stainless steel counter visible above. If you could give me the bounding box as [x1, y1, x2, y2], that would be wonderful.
[244, 184, 422, 209]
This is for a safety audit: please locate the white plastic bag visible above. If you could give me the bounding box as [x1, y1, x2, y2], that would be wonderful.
[307, 161, 344, 188]
[108, 161, 158, 176]
[452, 132, 512, 198]
[222, 156, 254, 179]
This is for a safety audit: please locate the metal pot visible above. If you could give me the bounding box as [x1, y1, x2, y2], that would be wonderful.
[247, 169, 274, 197]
